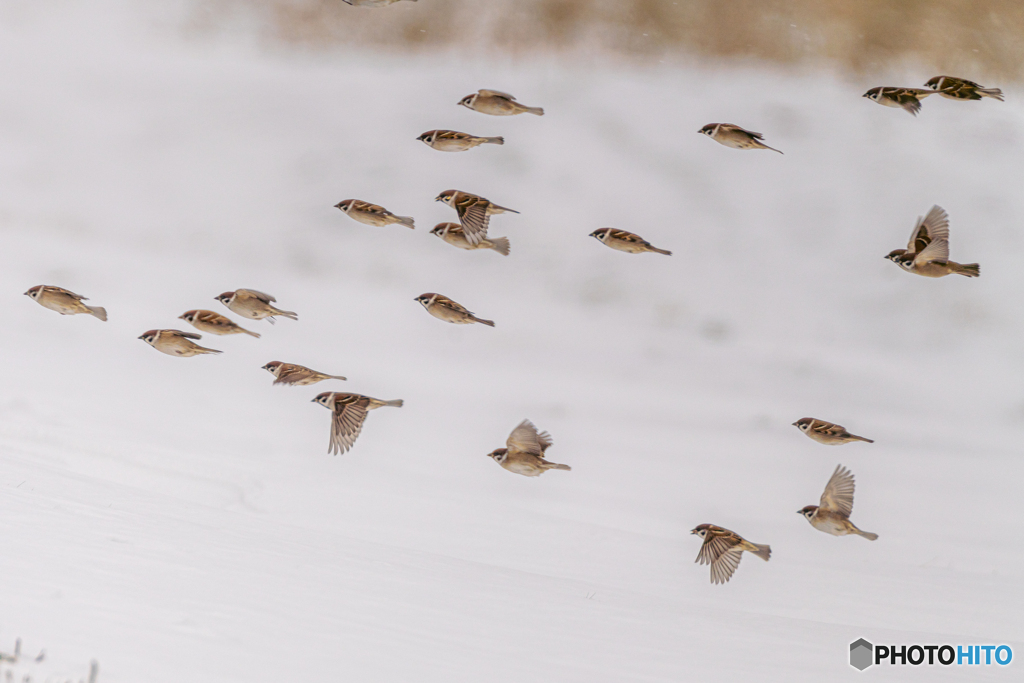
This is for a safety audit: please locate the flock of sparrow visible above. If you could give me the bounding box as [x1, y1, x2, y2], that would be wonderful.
[22, 46, 1002, 584]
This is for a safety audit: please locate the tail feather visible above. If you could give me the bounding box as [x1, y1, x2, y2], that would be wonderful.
[548, 463, 571, 471]
[472, 316, 496, 327]
[488, 236, 511, 256]
[198, 346, 222, 355]
[858, 530, 879, 541]
[750, 543, 771, 561]
[380, 399, 404, 408]
[242, 328, 261, 338]
[328, 375, 348, 381]
[760, 143, 784, 154]
[482, 136, 504, 145]
[397, 215, 415, 229]
[275, 309, 299, 320]
[86, 305, 107, 321]
[649, 247, 672, 256]
[980, 87, 1004, 101]
[849, 434, 874, 444]
[522, 106, 544, 116]
[956, 263, 980, 277]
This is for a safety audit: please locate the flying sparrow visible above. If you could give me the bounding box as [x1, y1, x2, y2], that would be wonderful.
[414, 293, 494, 327]
[698, 123, 782, 153]
[862, 87, 937, 116]
[691, 524, 771, 585]
[458, 90, 544, 116]
[589, 228, 671, 255]
[798, 465, 879, 540]
[262, 361, 346, 386]
[430, 223, 510, 255]
[924, 76, 1004, 101]
[487, 419, 571, 477]
[884, 204, 949, 266]
[179, 310, 260, 338]
[884, 205, 979, 278]
[334, 199, 415, 229]
[417, 129, 504, 152]
[139, 329, 222, 357]
[215, 289, 298, 323]
[24, 285, 107, 321]
[341, 0, 417, 5]
[792, 418, 873, 445]
[311, 392, 403, 455]
[435, 190, 518, 245]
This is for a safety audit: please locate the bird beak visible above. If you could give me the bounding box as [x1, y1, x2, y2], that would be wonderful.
[137, 335, 146, 340]
[791, 422, 798, 426]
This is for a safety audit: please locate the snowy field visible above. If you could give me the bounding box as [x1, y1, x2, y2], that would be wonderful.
[0, 3, 1022, 681]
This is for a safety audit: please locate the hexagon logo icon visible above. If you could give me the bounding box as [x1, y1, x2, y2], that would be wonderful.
[850, 638, 873, 671]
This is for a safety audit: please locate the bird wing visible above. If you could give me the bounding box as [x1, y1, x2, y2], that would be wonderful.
[239, 289, 276, 303]
[913, 237, 950, 265]
[435, 296, 473, 316]
[695, 532, 736, 566]
[478, 89, 516, 100]
[507, 419, 551, 456]
[330, 397, 370, 455]
[722, 123, 764, 140]
[907, 205, 949, 252]
[275, 365, 313, 385]
[172, 330, 202, 340]
[811, 420, 846, 438]
[710, 549, 744, 584]
[819, 464, 856, 517]
[610, 230, 649, 246]
[48, 287, 87, 300]
[456, 199, 491, 244]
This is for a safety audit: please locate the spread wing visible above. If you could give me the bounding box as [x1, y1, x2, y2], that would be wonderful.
[456, 200, 491, 245]
[329, 398, 370, 455]
[710, 549, 744, 584]
[237, 289, 276, 303]
[907, 205, 949, 253]
[507, 419, 552, 456]
[819, 464, 856, 517]
[722, 123, 763, 140]
[695, 532, 736, 566]
[913, 237, 950, 265]
[478, 89, 516, 100]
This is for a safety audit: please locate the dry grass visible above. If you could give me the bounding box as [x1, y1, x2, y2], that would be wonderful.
[191, 0, 1024, 79]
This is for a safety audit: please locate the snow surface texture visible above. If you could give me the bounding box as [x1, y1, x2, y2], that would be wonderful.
[0, 3, 1022, 681]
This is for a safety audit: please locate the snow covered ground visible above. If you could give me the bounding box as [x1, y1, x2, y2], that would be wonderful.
[0, 3, 1022, 681]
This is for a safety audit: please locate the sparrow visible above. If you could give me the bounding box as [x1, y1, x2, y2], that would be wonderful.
[487, 419, 571, 477]
[458, 90, 544, 116]
[798, 465, 879, 540]
[179, 310, 260, 338]
[690, 524, 771, 585]
[884, 205, 979, 278]
[24, 285, 107, 321]
[414, 293, 494, 327]
[924, 76, 1004, 101]
[334, 199, 415, 229]
[792, 418, 873, 445]
[417, 129, 504, 152]
[139, 329, 222, 357]
[215, 289, 298, 323]
[262, 361, 346, 386]
[341, 0, 417, 5]
[430, 223, 510, 255]
[698, 123, 782, 153]
[435, 190, 518, 245]
[862, 87, 937, 116]
[312, 392, 403, 455]
[589, 228, 671, 255]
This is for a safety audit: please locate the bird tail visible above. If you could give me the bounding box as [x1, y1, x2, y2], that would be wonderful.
[241, 328, 261, 338]
[197, 346, 223, 355]
[522, 105, 544, 116]
[954, 263, 980, 277]
[274, 309, 299, 320]
[760, 143, 784, 154]
[488, 236, 511, 256]
[848, 434, 874, 443]
[547, 462, 571, 471]
[648, 246, 672, 256]
[856, 529, 879, 541]
[86, 305, 107, 321]
[472, 316, 496, 327]
[396, 215, 416, 229]
[750, 543, 771, 561]
[481, 136, 504, 145]
[328, 374, 348, 381]
[491, 204, 520, 215]
[979, 87, 1004, 101]
[379, 399, 404, 408]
